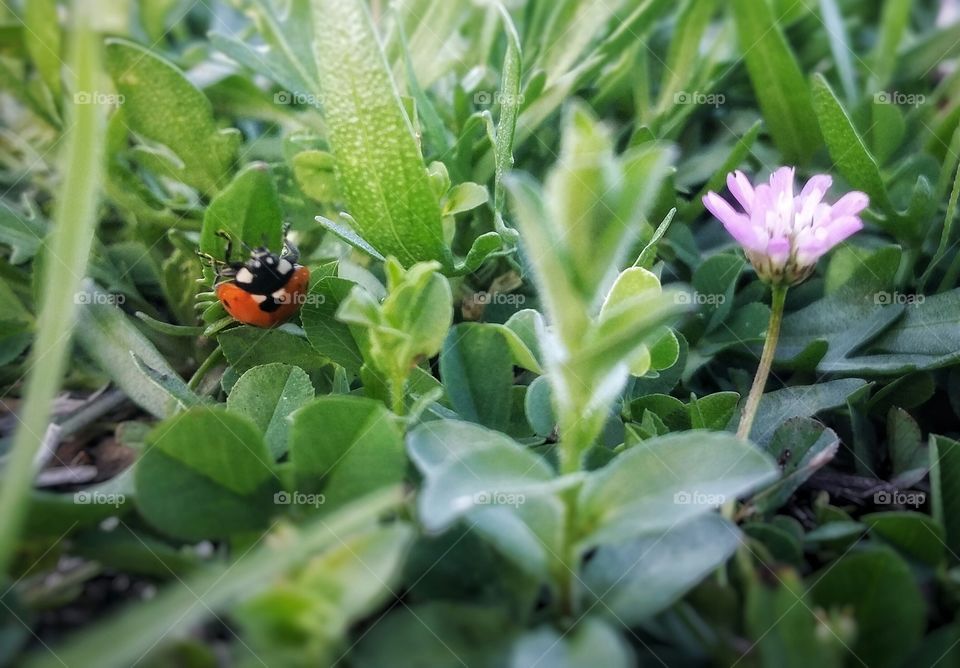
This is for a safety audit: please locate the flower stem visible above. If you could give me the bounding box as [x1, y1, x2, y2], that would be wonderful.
[736, 284, 788, 441]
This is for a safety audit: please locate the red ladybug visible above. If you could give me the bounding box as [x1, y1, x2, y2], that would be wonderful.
[210, 230, 310, 328]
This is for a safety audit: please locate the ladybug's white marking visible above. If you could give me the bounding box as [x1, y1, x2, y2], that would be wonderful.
[266, 257, 275, 265]
[251, 294, 267, 304]
[236, 267, 254, 284]
[271, 288, 290, 303]
[277, 259, 292, 275]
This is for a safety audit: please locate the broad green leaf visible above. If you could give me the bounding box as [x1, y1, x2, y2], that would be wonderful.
[289, 396, 405, 508]
[219, 327, 326, 376]
[409, 420, 556, 531]
[300, 274, 365, 375]
[748, 379, 867, 446]
[576, 431, 778, 547]
[730, 0, 821, 164]
[583, 515, 739, 625]
[688, 392, 740, 431]
[199, 162, 283, 281]
[351, 602, 514, 668]
[135, 407, 279, 540]
[748, 418, 839, 513]
[226, 363, 315, 459]
[105, 38, 239, 194]
[440, 323, 514, 431]
[311, 0, 450, 268]
[864, 511, 945, 566]
[808, 547, 924, 668]
[511, 618, 633, 668]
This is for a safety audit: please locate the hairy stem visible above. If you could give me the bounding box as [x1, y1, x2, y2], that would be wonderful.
[736, 284, 788, 441]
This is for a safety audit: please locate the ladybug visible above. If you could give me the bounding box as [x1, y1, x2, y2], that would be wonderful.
[208, 229, 310, 328]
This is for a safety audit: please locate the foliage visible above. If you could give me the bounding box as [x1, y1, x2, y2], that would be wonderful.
[1, 0, 960, 666]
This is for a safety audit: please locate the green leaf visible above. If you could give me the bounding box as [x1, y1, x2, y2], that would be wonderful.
[23, 0, 61, 98]
[511, 618, 633, 668]
[312, 0, 450, 268]
[582, 514, 739, 625]
[74, 283, 190, 418]
[748, 379, 867, 446]
[23, 488, 404, 668]
[864, 511, 945, 566]
[0, 201, 44, 264]
[135, 407, 279, 540]
[810, 74, 891, 214]
[748, 418, 839, 513]
[576, 431, 778, 547]
[300, 274, 365, 375]
[408, 420, 557, 531]
[199, 162, 283, 279]
[235, 523, 413, 665]
[930, 434, 960, 563]
[868, 0, 911, 90]
[730, 0, 821, 164]
[746, 567, 845, 668]
[688, 391, 740, 431]
[105, 38, 239, 194]
[219, 327, 326, 376]
[226, 363, 314, 459]
[289, 396, 405, 508]
[440, 323, 514, 431]
[808, 546, 924, 668]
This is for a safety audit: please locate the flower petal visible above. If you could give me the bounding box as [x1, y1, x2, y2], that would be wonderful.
[830, 191, 869, 218]
[726, 170, 755, 213]
[768, 166, 795, 200]
[704, 192, 763, 250]
[800, 174, 832, 201]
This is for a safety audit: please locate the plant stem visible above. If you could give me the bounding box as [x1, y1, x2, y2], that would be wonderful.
[0, 6, 104, 577]
[736, 284, 788, 441]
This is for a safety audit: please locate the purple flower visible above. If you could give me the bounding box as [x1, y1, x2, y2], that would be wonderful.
[703, 167, 868, 285]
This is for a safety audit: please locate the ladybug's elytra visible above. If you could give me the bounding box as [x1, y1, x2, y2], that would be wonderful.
[208, 229, 310, 328]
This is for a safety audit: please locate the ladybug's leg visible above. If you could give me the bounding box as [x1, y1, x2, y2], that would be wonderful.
[215, 230, 234, 264]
